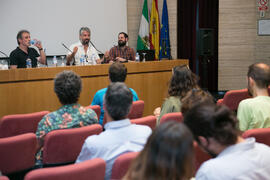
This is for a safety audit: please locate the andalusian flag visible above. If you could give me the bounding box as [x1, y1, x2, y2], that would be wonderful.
[159, 0, 171, 59]
[137, 0, 149, 50]
[150, 0, 160, 60]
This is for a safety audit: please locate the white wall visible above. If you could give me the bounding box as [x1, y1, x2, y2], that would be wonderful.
[0, 0, 127, 56]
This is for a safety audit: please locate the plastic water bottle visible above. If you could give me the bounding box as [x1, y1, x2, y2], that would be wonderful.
[52, 56, 57, 67]
[30, 39, 41, 45]
[80, 55, 85, 65]
[26, 58, 32, 68]
[135, 52, 140, 62]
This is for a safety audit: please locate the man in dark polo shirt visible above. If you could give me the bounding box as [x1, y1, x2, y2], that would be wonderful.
[9, 30, 46, 69]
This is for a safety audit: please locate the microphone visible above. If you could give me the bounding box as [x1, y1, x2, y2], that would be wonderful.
[61, 43, 73, 53]
[89, 40, 104, 55]
[0, 50, 8, 57]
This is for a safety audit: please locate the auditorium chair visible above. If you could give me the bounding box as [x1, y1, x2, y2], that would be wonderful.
[159, 112, 184, 125]
[0, 111, 49, 138]
[24, 158, 106, 180]
[110, 152, 139, 180]
[193, 141, 212, 172]
[242, 128, 270, 146]
[0, 133, 37, 175]
[103, 100, 145, 126]
[216, 89, 251, 111]
[130, 115, 156, 130]
[0, 176, 9, 180]
[42, 124, 102, 166]
[85, 105, 101, 121]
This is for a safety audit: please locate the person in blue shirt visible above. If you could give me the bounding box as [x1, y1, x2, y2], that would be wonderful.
[91, 62, 138, 125]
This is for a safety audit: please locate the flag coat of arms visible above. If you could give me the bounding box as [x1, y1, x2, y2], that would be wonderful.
[149, 0, 160, 60]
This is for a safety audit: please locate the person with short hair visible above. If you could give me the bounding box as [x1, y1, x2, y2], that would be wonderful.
[184, 103, 270, 180]
[76, 82, 151, 180]
[35, 70, 98, 165]
[9, 30, 46, 69]
[66, 27, 101, 65]
[124, 121, 194, 180]
[154, 65, 198, 124]
[91, 62, 138, 125]
[237, 63, 270, 131]
[102, 32, 135, 63]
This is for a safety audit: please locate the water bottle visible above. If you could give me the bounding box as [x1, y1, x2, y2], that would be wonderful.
[26, 58, 32, 68]
[135, 52, 140, 62]
[52, 56, 57, 67]
[80, 55, 85, 65]
[30, 39, 41, 45]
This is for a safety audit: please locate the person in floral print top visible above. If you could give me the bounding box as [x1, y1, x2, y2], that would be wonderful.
[36, 70, 98, 165]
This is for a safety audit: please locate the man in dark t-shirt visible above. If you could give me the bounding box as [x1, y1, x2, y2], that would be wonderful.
[9, 30, 46, 69]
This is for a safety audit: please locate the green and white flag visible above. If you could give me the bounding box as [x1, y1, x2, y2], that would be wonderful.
[137, 0, 149, 50]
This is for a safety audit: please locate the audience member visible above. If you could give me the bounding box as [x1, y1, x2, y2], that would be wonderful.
[76, 82, 151, 180]
[66, 27, 101, 65]
[154, 65, 198, 124]
[36, 70, 98, 165]
[184, 103, 270, 180]
[91, 62, 138, 125]
[181, 89, 215, 116]
[102, 32, 135, 63]
[237, 63, 270, 131]
[9, 30, 46, 69]
[124, 121, 194, 180]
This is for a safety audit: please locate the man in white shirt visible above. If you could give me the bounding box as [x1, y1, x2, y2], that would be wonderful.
[66, 27, 101, 65]
[184, 103, 270, 180]
[76, 82, 152, 180]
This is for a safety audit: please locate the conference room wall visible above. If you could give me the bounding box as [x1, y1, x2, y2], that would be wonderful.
[127, 0, 177, 59]
[219, 0, 270, 90]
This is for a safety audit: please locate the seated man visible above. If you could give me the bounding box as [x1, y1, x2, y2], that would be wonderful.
[76, 82, 152, 180]
[237, 63, 270, 131]
[91, 62, 138, 125]
[102, 32, 135, 63]
[184, 103, 270, 180]
[36, 70, 98, 165]
[9, 30, 46, 69]
[66, 27, 101, 65]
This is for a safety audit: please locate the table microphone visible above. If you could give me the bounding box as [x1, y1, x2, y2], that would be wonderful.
[0, 50, 8, 57]
[61, 43, 73, 53]
[89, 40, 104, 55]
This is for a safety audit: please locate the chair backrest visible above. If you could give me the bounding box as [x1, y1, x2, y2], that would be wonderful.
[85, 105, 101, 120]
[0, 133, 37, 174]
[193, 141, 211, 172]
[43, 124, 103, 165]
[24, 158, 106, 180]
[242, 128, 270, 146]
[0, 111, 49, 138]
[159, 112, 184, 125]
[130, 115, 156, 130]
[110, 152, 139, 180]
[0, 176, 9, 180]
[103, 100, 145, 127]
[216, 89, 251, 111]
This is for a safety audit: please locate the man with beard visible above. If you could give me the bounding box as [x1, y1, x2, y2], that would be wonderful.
[66, 27, 101, 65]
[237, 63, 270, 131]
[102, 32, 135, 63]
[184, 103, 270, 180]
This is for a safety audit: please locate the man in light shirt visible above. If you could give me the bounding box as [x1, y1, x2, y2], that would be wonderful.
[237, 63, 270, 131]
[76, 82, 151, 180]
[184, 103, 270, 180]
[66, 27, 101, 65]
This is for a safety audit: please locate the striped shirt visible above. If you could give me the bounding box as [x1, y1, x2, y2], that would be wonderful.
[104, 45, 135, 63]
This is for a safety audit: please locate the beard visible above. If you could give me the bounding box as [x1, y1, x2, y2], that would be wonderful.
[81, 39, 90, 45]
[118, 40, 126, 47]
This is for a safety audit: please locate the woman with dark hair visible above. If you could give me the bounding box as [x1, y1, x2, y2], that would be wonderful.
[154, 65, 198, 124]
[124, 121, 194, 180]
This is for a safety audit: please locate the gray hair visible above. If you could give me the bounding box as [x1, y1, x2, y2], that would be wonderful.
[54, 70, 82, 105]
[105, 82, 133, 120]
[79, 27, 91, 36]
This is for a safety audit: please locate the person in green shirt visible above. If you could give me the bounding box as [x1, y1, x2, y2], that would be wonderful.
[237, 63, 270, 131]
[154, 65, 199, 125]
